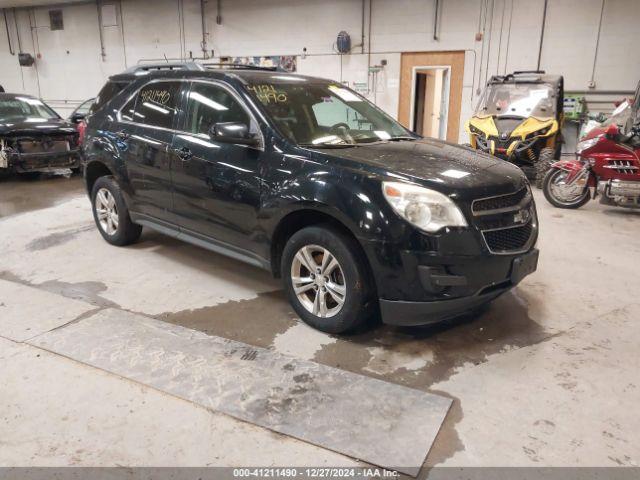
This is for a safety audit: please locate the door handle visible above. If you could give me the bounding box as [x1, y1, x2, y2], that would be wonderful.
[115, 130, 130, 140]
[175, 146, 193, 161]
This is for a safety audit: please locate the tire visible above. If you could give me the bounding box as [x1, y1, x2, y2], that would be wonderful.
[542, 168, 591, 209]
[91, 176, 142, 246]
[281, 224, 374, 334]
[535, 147, 555, 189]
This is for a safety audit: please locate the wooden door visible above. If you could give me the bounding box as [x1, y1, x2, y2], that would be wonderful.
[398, 51, 465, 143]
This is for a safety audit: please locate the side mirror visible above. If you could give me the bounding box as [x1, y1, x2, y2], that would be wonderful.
[70, 112, 86, 124]
[209, 122, 259, 146]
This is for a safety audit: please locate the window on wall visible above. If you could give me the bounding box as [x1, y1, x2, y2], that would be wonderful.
[49, 10, 64, 31]
[123, 81, 181, 129]
[184, 82, 251, 136]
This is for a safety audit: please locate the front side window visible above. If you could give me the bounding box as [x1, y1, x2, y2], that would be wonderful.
[121, 81, 181, 129]
[184, 82, 251, 136]
[0, 96, 59, 123]
[244, 79, 410, 146]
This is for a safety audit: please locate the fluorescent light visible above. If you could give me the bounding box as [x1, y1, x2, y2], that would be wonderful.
[312, 135, 340, 144]
[328, 85, 361, 102]
[271, 75, 306, 82]
[142, 102, 169, 115]
[16, 97, 44, 106]
[441, 169, 470, 179]
[189, 91, 228, 111]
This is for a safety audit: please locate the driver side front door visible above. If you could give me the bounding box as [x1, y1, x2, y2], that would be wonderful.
[170, 81, 264, 254]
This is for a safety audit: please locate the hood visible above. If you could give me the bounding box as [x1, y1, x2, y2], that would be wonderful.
[0, 117, 77, 137]
[309, 138, 527, 199]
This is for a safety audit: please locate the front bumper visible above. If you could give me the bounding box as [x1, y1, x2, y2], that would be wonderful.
[2, 150, 81, 173]
[376, 248, 539, 326]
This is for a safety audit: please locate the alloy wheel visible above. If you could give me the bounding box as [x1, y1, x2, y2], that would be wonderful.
[290, 244, 346, 318]
[95, 187, 119, 236]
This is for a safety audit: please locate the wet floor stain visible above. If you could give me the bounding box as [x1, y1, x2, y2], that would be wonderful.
[0, 174, 84, 219]
[154, 286, 555, 466]
[26, 224, 94, 251]
[0, 271, 118, 309]
[157, 290, 297, 348]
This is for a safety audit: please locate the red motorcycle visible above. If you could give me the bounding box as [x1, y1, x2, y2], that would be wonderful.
[542, 122, 640, 209]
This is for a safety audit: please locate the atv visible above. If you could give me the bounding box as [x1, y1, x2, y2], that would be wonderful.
[465, 71, 564, 188]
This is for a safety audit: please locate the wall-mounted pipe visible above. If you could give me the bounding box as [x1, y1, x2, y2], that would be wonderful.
[216, 0, 221, 25]
[361, 0, 365, 54]
[200, 0, 209, 59]
[503, 0, 513, 74]
[3, 9, 15, 55]
[433, 0, 439, 41]
[13, 7, 22, 52]
[96, 0, 106, 61]
[590, 0, 606, 86]
[119, 0, 127, 67]
[536, 0, 548, 70]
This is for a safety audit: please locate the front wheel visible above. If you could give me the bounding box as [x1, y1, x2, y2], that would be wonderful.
[282, 225, 374, 334]
[542, 168, 591, 209]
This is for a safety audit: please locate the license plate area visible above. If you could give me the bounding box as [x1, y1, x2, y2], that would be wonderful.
[510, 249, 539, 285]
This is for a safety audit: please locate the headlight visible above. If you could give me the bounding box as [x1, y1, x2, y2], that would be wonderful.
[576, 136, 602, 154]
[382, 182, 468, 233]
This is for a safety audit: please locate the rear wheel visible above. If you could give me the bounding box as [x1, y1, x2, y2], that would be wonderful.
[91, 176, 142, 246]
[535, 147, 555, 189]
[542, 168, 591, 209]
[282, 225, 374, 334]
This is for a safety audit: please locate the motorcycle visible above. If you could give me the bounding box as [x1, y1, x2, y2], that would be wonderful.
[542, 121, 640, 209]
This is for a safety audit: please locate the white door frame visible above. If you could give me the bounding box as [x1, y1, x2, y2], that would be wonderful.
[408, 65, 451, 140]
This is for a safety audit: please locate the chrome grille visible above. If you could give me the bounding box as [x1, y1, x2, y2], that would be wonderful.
[603, 160, 639, 175]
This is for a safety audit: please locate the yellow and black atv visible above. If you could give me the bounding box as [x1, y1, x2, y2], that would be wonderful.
[465, 71, 563, 188]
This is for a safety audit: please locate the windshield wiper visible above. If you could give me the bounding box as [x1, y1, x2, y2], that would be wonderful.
[298, 142, 358, 149]
[387, 136, 417, 141]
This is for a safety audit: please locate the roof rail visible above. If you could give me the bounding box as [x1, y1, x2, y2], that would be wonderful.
[124, 62, 205, 74]
[200, 62, 280, 72]
[513, 70, 546, 75]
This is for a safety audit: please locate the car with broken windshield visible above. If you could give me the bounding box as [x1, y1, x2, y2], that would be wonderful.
[0, 93, 81, 176]
[82, 64, 539, 333]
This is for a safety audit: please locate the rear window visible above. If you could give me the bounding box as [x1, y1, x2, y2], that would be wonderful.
[90, 80, 131, 114]
[120, 81, 182, 130]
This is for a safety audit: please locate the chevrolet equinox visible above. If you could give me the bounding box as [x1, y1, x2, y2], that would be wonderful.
[83, 65, 539, 333]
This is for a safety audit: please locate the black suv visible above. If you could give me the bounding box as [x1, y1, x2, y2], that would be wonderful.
[83, 64, 539, 333]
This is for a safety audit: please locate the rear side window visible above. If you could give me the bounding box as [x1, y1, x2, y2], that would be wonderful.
[91, 80, 129, 114]
[127, 81, 181, 130]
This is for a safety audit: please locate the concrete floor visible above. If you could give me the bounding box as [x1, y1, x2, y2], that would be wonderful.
[0, 173, 639, 471]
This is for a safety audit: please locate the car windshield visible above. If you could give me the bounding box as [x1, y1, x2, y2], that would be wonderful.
[244, 78, 412, 146]
[475, 83, 556, 118]
[0, 96, 59, 123]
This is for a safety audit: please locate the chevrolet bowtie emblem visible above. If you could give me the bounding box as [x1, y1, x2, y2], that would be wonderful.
[513, 209, 530, 224]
